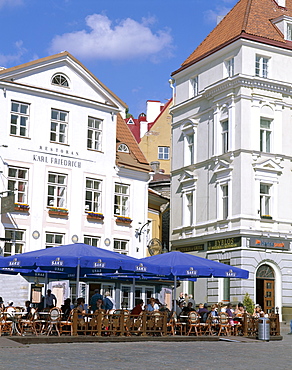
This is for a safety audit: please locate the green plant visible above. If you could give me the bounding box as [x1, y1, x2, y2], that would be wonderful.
[243, 292, 254, 314]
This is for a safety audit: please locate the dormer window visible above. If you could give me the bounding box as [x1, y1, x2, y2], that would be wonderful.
[52, 74, 69, 87]
[118, 143, 129, 153]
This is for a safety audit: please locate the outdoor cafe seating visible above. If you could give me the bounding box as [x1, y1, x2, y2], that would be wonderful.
[0, 306, 281, 338]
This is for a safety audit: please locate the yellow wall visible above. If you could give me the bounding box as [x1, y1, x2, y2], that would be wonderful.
[139, 100, 172, 175]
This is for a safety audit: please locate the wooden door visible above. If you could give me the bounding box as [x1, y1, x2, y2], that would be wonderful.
[263, 279, 274, 314]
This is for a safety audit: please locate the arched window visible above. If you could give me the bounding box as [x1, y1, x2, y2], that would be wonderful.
[256, 264, 275, 279]
[52, 74, 69, 87]
[118, 143, 129, 153]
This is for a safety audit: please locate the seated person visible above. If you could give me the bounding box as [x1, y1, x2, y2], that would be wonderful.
[131, 299, 144, 315]
[76, 297, 86, 318]
[175, 302, 184, 318]
[24, 300, 32, 319]
[181, 302, 194, 315]
[234, 302, 245, 317]
[226, 303, 235, 325]
[197, 303, 209, 323]
[146, 298, 159, 312]
[61, 298, 72, 320]
[253, 304, 265, 318]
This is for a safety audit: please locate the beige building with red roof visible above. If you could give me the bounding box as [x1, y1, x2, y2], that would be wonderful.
[171, 0, 292, 320]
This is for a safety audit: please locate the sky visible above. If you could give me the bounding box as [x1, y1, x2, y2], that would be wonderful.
[0, 0, 238, 117]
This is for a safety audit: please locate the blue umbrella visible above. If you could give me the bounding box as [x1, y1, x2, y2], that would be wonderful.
[140, 251, 249, 279]
[140, 251, 249, 311]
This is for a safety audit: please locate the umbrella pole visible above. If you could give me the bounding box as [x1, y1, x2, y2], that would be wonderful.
[44, 272, 48, 308]
[132, 277, 136, 308]
[173, 276, 177, 313]
[76, 260, 80, 298]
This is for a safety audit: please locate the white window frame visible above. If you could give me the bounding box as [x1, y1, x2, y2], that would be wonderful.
[114, 183, 129, 217]
[183, 191, 194, 226]
[4, 229, 25, 256]
[260, 183, 272, 218]
[84, 235, 100, 247]
[45, 232, 64, 248]
[113, 239, 128, 255]
[158, 146, 170, 160]
[224, 57, 234, 77]
[87, 117, 102, 151]
[260, 118, 272, 153]
[47, 172, 67, 208]
[8, 166, 28, 204]
[221, 119, 229, 154]
[85, 178, 102, 213]
[255, 55, 269, 78]
[10, 101, 29, 137]
[190, 75, 198, 98]
[222, 184, 229, 220]
[50, 108, 68, 144]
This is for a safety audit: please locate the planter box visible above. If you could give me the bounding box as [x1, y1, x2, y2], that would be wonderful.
[261, 215, 272, 220]
[87, 213, 104, 220]
[14, 205, 30, 212]
[116, 217, 132, 224]
[48, 209, 68, 217]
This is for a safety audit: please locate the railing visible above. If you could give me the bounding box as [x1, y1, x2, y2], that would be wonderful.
[242, 313, 280, 337]
[72, 310, 168, 336]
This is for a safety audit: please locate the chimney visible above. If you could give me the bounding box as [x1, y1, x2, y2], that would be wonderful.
[275, 0, 286, 7]
[150, 161, 160, 173]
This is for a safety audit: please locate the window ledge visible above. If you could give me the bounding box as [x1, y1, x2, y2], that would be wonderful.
[10, 134, 31, 140]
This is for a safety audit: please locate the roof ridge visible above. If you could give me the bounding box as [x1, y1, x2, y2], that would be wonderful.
[242, 0, 253, 31]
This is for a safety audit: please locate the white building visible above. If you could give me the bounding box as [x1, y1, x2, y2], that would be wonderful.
[0, 52, 156, 308]
[170, 0, 292, 320]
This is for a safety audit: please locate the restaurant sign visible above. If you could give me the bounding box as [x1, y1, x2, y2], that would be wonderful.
[208, 237, 241, 250]
[250, 237, 289, 251]
[176, 245, 204, 253]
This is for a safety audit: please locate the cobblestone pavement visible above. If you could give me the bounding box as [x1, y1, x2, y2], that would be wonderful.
[1, 324, 291, 370]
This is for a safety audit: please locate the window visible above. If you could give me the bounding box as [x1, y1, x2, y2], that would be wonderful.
[118, 143, 129, 153]
[8, 167, 28, 204]
[221, 120, 229, 153]
[47, 172, 67, 208]
[158, 146, 170, 160]
[4, 229, 25, 256]
[87, 117, 102, 151]
[85, 178, 102, 212]
[52, 74, 69, 87]
[255, 55, 269, 78]
[121, 286, 131, 309]
[185, 192, 193, 225]
[114, 239, 128, 255]
[225, 58, 234, 77]
[186, 134, 194, 165]
[45, 232, 64, 248]
[10, 101, 29, 137]
[191, 76, 198, 97]
[260, 118, 271, 152]
[222, 184, 229, 219]
[51, 109, 68, 143]
[84, 235, 100, 247]
[287, 23, 292, 41]
[114, 183, 129, 216]
[260, 183, 271, 217]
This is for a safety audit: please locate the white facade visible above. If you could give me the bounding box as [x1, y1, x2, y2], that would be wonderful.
[0, 53, 152, 307]
[171, 29, 292, 319]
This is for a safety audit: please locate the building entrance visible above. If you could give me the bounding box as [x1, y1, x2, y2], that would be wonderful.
[256, 264, 275, 314]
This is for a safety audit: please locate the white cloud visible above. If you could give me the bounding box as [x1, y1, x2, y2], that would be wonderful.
[0, 0, 22, 8]
[0, 40, 27, 66]
[204, 6, 232, 24]
[49, 14, 173, 61]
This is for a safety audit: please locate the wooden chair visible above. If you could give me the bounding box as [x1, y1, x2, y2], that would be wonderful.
[166, 312, 176, 335]
[187, 311, 202, 336]
[0, 311, 13, 336]
[19, 308, 38, 336]
[200, 313, 217, 336]
[218, 312, 231, 336]
[59, 309, 74, 335]
[46, 307, 62, 336]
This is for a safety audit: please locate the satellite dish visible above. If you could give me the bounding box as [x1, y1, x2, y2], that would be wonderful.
[147, 238, 162, 256]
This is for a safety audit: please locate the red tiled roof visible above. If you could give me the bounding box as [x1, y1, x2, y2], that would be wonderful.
[173, 0, 292, 74]
[116, 114, 150, 172]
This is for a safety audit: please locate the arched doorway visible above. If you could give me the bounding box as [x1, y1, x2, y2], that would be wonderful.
[256, 264, 275, 314]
